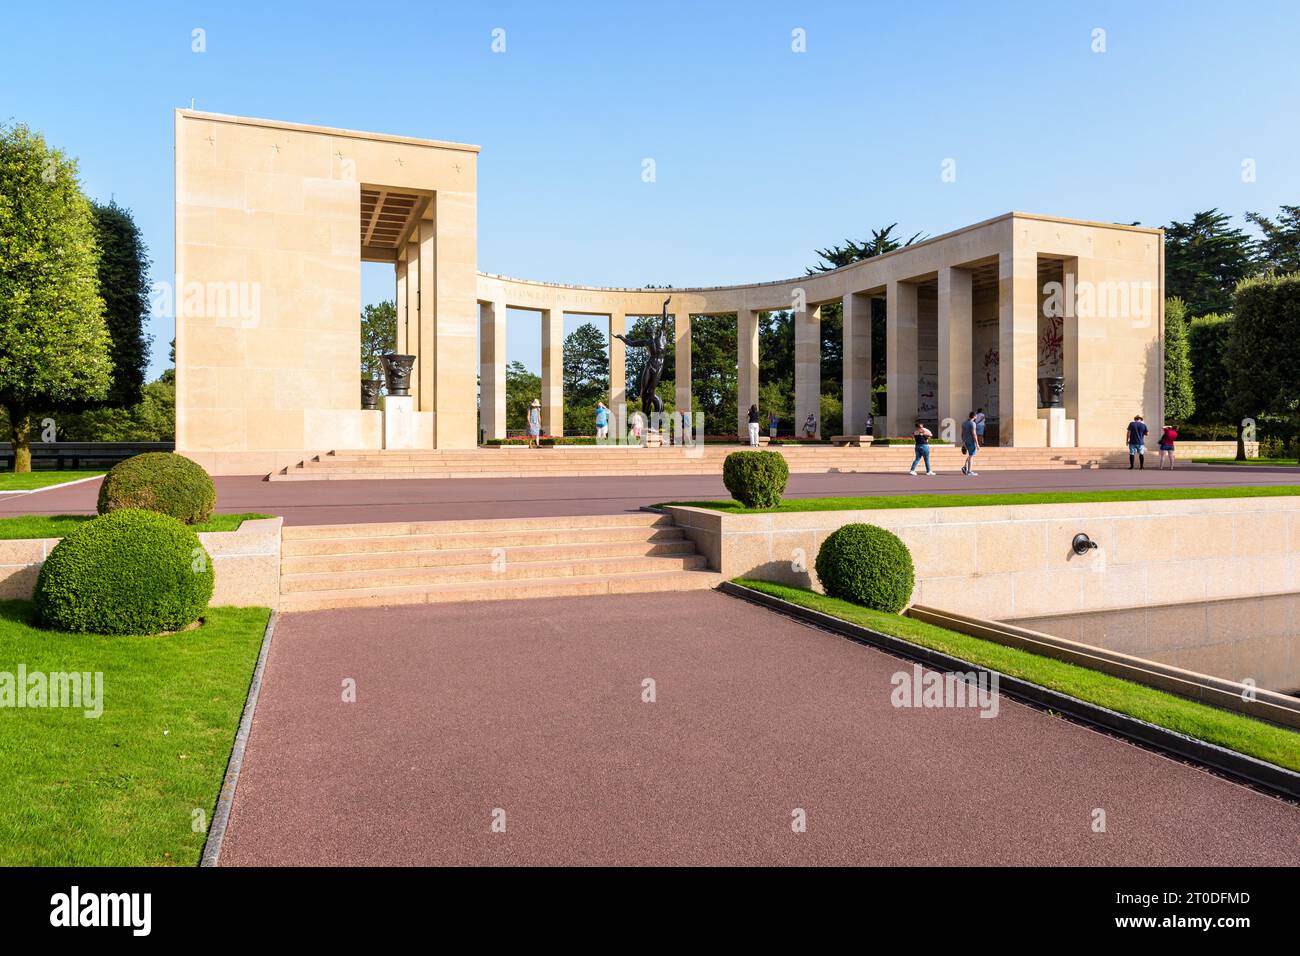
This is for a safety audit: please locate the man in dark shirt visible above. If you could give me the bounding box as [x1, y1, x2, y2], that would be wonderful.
[1126, 415, 1149, 469]
[961, 411, 979, 476]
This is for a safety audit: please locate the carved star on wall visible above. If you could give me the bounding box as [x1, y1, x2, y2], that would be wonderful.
[453, 162, 462, 174]
[205, 134, 216, 146]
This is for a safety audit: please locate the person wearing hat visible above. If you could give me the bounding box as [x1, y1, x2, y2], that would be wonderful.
[1125, 414, 1148, 469]
[527, 398, 542, 447]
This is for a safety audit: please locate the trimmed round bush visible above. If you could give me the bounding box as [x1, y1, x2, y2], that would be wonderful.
[722, 450, 789, 509]
[36, 509, 214, 635]
[97, 452, 216, 524]
[814, 523, 915, 613]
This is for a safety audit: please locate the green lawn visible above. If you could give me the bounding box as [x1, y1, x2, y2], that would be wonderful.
[0, 513, 273, 540]
[734, 579, 1300, 773]
[662, 485, 1300, 514]
[0, 471, 104, 492]
[0, 599, 270, 865]
[1192, 457, 1298, 466]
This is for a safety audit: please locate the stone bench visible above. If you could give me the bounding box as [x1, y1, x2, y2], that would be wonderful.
[830, 435, 874, 447]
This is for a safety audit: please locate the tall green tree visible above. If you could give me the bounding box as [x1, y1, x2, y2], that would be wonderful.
[563, 322, 609, 433]
[1162, 297, 1195, 423]
[1188, 313, 1232, 426]
[688, 313, 737, 433]
[1226, 272, 1300, 459]
[807, 223, 921, 399]
[1246, 205, 1300, 275]
[0, 123, 112, 471]
[504, 360, 540, 432]
[360, 300, 397, 380]
[1165, 210, 1257, 317]
[760, 310, 794, 427]
[87, 200, 150, 409]
[807, 224, 926, 272]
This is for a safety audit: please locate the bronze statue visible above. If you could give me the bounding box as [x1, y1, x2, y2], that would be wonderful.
[613, 297, 671, 421]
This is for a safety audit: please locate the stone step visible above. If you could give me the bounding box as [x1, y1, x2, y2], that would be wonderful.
[282, 526, 687, 557]
[281, 512, 671, 539]
[281, 538, 697, 573]
[280, 553, 710, 593]
[277, 567, 724, 612]
[271, 445, 1122, 481]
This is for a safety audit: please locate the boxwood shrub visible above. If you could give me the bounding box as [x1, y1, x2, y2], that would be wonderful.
[36, 509, 214, 635]
[722, 450, 789, 509]
[814, 523, 915, 613]
[97, 452, 216, 524]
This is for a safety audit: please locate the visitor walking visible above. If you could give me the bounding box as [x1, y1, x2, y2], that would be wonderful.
[909, 420, 936, 476]
[1158, 422, 1178, 469]
[1126, 414, 1148, 469]
[960, 411, 979, 476]
[769, 411, 779, 439]
[747, 404, 761, 447]
[865, 411, 874, 437]
[595, 401, 609, 441]
[527, 398, 542, 447]
[974, 408, 986, 445]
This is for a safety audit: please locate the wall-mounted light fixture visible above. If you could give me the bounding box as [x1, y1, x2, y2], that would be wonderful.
[1071, 532, 1099, 556]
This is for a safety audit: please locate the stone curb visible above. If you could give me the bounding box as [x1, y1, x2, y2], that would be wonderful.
[200, 610, 278, 867]
[718, 581, 1300, 802]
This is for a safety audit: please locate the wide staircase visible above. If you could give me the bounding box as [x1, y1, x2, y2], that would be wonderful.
[273, 444, 1127, 481]
[278, 512, 722, 612]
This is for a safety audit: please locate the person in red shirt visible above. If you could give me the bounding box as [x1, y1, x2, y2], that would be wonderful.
[1158, 423, 1178, 470]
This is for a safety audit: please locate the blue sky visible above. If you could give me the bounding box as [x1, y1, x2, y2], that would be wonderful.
[3, 0, 1298, 377]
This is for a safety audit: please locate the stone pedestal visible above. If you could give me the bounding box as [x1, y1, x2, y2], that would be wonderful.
[382, 395, 433, 450]
[1037, 407, 1076, 448]
[643, 430, 664, 448]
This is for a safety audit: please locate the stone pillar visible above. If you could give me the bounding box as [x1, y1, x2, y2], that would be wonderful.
[394, 258, 408, 356]
[675, 307, 692, 418]
[429, 187, 479, 449]
[609, 312, 626, 416]
[1062, 257, 1082, 432]
[542, 307, 563, 436]
[999, 249, 1042, 446]
[737, 307, 759, 438]
[842, 292, 872, 436]
[417, 217, 436, 425]
[885, 280, 918, 437]
[403, 239, 420, 406]
[479, 300, 506, 441]
[937, 266, 973, 435]
[794, 301, 821, 438]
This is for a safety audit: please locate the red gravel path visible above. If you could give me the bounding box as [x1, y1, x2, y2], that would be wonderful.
[4, 464, 1298, 525]
[217, 591, 1300, 866]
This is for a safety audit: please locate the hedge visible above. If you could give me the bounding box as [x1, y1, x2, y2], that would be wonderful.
[722, 450, 789, 509]
[97, 452, 216, 524]
[35, 508, 214, 635]
[814, 523, 915, 613]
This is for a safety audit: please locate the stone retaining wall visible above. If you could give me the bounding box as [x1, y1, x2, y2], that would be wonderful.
[0, 517, 282, 609]
[666, 495, 1300, 620]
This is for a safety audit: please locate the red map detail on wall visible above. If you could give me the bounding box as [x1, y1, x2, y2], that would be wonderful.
[1038, 312, 1063, 375]
[982, 347, 999, 385]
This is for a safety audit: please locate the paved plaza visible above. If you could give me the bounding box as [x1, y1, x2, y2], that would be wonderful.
[3, 463, 1296, 525]
[217, 590, 1300, 866]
